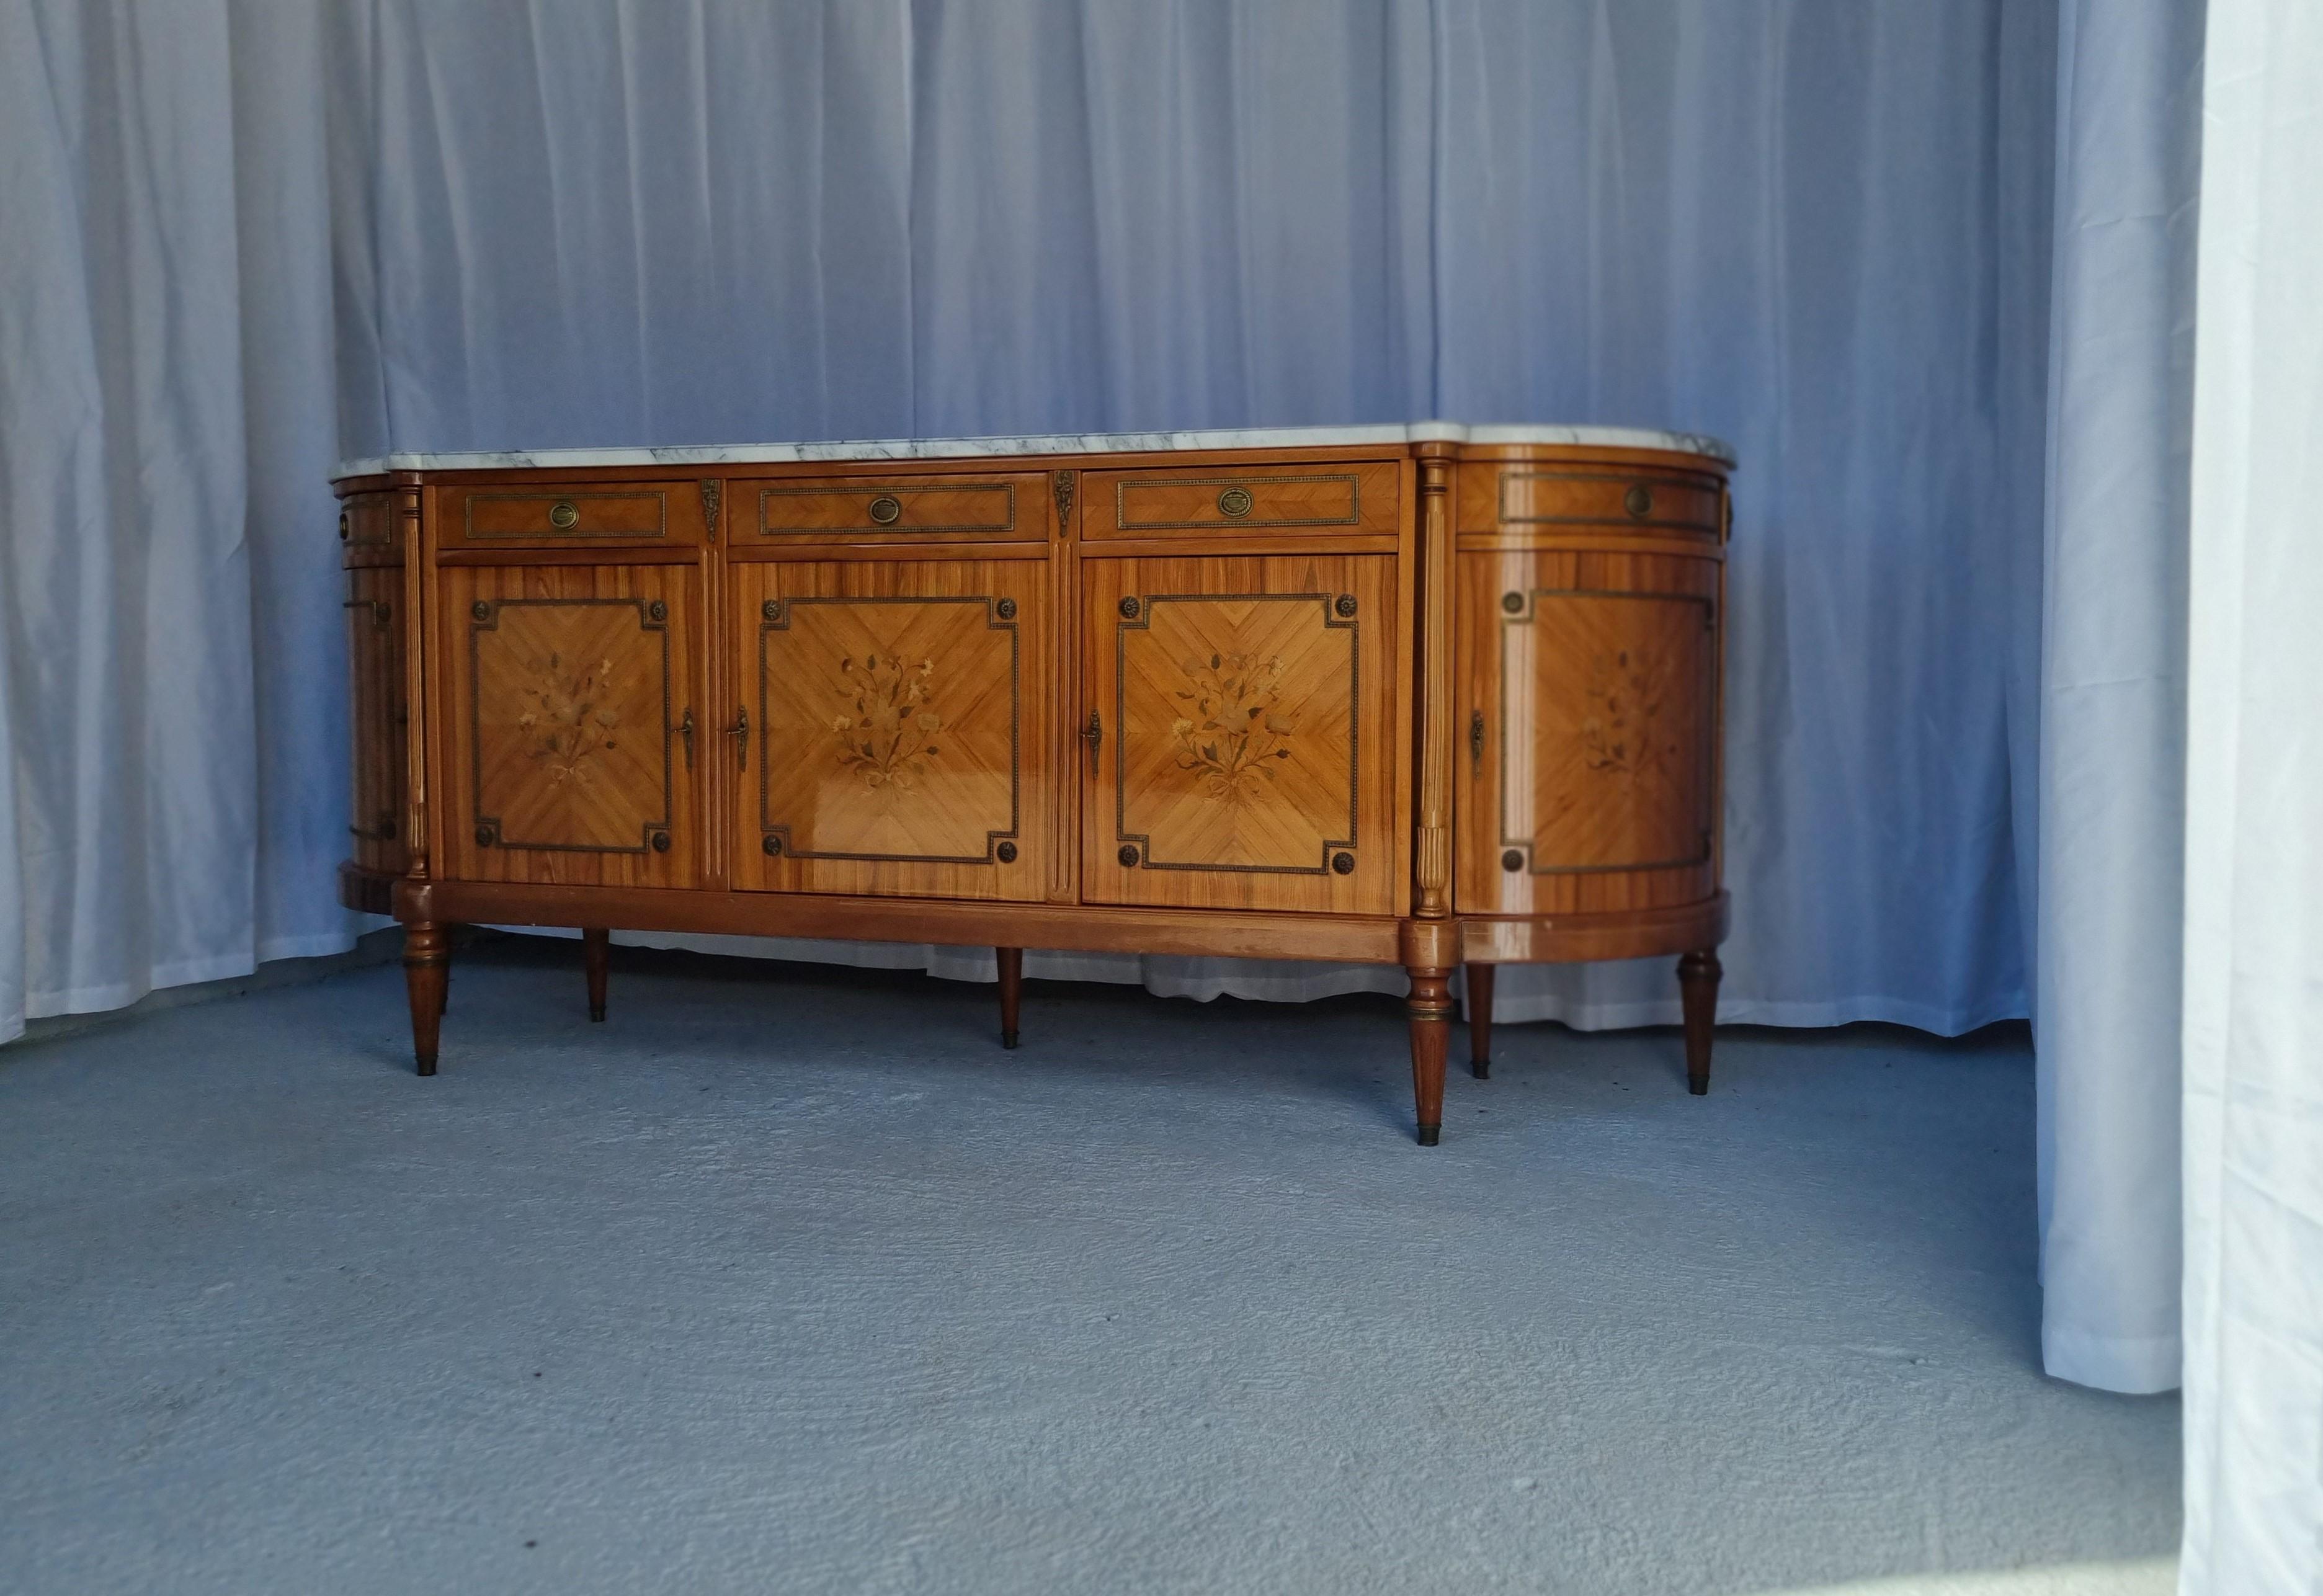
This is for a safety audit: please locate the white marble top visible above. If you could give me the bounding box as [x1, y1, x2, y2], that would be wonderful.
[332, 422, 1734, 481]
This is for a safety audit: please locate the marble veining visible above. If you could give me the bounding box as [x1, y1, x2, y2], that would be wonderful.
[332, 422, 1734, 481]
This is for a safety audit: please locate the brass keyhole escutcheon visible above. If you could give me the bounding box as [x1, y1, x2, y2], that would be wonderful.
[868, 495, 903, 525]
[549, 501, 580, 529]
[994, 598, 1017, 621]
[1501, 592, 1525, 615]
[1118, 596, 1141, 620]
[762, 834, 783, 857]
[1501, 849, 1525, 873]
[1216, 486, 1254, 519]
[1334, 594, 1357, 618]
[1624, 484, 1654, 519]
[1118, 844, 1140, 867]
[996, 841, 1017, 863]
[1331, 852, 1355, 876]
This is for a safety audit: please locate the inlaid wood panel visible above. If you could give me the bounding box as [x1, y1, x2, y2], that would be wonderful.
[1082, 462, 1401, 538]
[344, 565, 409, 876]
[440, 564, 702, 887]
[747, 474, 1048, 543]
[441, 481, 711, 546]
[1081, 555, 1396, 915]
[729, 560, 1050, 901]
[1456, 549, 1719, 916]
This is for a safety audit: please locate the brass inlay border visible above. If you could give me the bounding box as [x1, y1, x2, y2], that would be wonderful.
[1113, 474, 1361, 531]
[1497, 587, 1714, 876]
[756, 484, 1019, 536]
[1495, 471, 1719, 534]
[757, 595, 1022, 865]
[462, 491, 669, 539]
[467, 597, 674, 854]
[1114, 592, 1358, 875]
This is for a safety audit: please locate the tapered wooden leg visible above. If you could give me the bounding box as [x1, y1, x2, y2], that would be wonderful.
[1407, 966, 1453, 1146]
[996, 947, 1022, 1049]
[1467, 962, 1496, 1079]
[403, 922, 449, 1077]
[583, 927, 610, 1022]
[1679, 948, 1723, 1095]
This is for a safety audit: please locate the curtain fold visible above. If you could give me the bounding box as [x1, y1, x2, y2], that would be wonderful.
[2032, 0, 2206, 1396]
[2179, 0, 2323, 1584]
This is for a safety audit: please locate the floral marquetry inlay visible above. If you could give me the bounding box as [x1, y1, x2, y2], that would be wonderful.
[1170, 652, 1298, 805]
[518, 651, 625, 787]
[833, 654, 943, 791]
[1579, 647, 1680, 782]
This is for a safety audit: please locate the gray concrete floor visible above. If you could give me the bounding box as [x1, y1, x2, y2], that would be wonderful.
[0, 940, 2178, 1595]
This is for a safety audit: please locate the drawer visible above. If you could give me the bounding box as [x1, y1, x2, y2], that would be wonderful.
[447, 482, 708, 545]
[1083, 461, 1401, 538]
[749, 475, 1045, 540]
[337, 491, 401, 568]
[1473, 466, 1722, 535]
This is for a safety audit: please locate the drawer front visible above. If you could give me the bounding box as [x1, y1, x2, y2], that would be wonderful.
[1471, 466, 1723, 536]
[338, 492, 399, 563]
[1084, 462, 1401, 538]
[447, 482, 710, 546]
[750, 475, 1046, 541]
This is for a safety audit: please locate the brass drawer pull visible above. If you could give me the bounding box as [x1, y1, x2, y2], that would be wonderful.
[868, 494, 903, 525]
[549, 501, 580, 530]
[1216, 486, 1254, 518]
[679, 708, 695, 770]
[1083, 710, 1103, 775]
[731, 705, 750, 770]
[1624, 484, 1653, 519]
[1469, 710, 1484, 775]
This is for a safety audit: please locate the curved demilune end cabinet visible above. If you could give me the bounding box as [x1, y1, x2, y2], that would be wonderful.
[335, 426, 1733, 1143]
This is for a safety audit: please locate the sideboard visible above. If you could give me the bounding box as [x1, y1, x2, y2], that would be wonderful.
[334, 423, 1732, 1143]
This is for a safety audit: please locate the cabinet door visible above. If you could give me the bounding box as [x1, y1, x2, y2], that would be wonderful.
[1456, 551, 1719, 916]
[344, 565, 409, 876]
[440, 564, 703, 887]
[729, 559, 1050, 900]
[1082, 556, 1397, 915]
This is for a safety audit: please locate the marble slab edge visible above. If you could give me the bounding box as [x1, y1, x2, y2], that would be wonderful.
[332, 422, 1736, 481]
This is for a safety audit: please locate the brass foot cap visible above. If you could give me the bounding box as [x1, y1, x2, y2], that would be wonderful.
[1001, 1032, 1019, 1050]
[1416, 1124, 1440, 1146]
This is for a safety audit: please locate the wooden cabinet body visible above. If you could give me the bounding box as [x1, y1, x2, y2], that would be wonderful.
[337, 429, 1731, 1141]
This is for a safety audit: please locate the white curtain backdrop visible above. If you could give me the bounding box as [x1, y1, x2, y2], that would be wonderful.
[311, 0, 2060, 1028]
[2033, 0, 2205, 1395]
[2180, 0, 2323, 1584]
